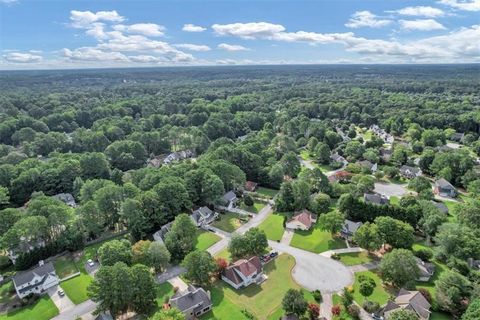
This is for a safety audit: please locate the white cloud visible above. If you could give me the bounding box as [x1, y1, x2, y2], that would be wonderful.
[218, 43, 249, 51]
[182, 24, 207, 32]
[129, 55, 164, 63]
[85, 23, 108, 40]
[174, 43, 211, 51]
[0, 0, 18, 4]
[62, 47, 129, 61]
[345, 11, 391, 28]
[392, 6, 445, 17]
[399, 19, 446, 31]
[438, 0, 480, 11]
[70, 10, 124, 28]
[3, 52, 43, 63]
[113, 23, 165, 37]
[212, 22, 285, 39]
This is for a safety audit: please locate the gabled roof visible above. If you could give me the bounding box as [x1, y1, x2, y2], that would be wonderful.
[223, 191, 237, 202]
[13, 261, 56, 287]
[342, 219, 363, 234]
[191, 207, 216, 225]
[170, 285, 211, 314]
[364, 193, 389, 205]
[287, 209, 317, 229]
[435, 178, 455, 190]
[244, 181, 258, 192]
[400, 165, 421, 175]
[357, 160, 374, 169]
[415, 257, 435, 277]
[223, 256, 262, 285]
[394, 289, 431, 320]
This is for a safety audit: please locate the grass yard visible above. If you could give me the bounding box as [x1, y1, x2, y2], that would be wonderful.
[338, 251, 374, 266]
[353, 270, 391, 306]
[59, 271, 93, 304]
[416, 260, 448, 305]
[214, 248, 231, 262]
[0, 281, 15, 304]
[431, 311, 453, 320]
[389, 196, 400, 205]
[155, 282, 174, 308]
[257, 213, 285, 241]
[53, 255, 79, 279]
[299, 149, 313, 160]
[255, 187, 279, 199]
[202, 254, 305, 320]
[0, 295, 59, 320]
[239, 200, 265, 213]
[195, 230, 221, 251]
[290, 223, 346, 253]
[332, 294, 354, 320]
[212, 212, 245, 233]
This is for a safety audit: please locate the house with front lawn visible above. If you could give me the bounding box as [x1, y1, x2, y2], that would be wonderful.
[286, 209, 317, 231]
[434, 178, 457, 198]
[415, 257, 435, 282]
[221, 256, 264, 289]
[222, 191, 238, 209]
[190, 206, 218, 227]
[13, 261, 59, 299]
[364, 193, 389, 206]
[169, 285, 212, 320]
[340, 219, 363, 239]
[399, 165, 422, 179]
[382, 289, 431, 320]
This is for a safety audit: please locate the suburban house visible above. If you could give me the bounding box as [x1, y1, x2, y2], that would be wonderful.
[221, 256, 264, 289]
[52, 193, 77, 208]
[436, 145, 453, 153]
[8, 238, 46, 264]
[399, 165, 422, 179]
[327, 170, 351, 183]
[190, 206, 218, 227]
[370, 125, 394, 144]
[13, 261, 59, 299]
[364, 193, 389, 206]
[382, 289, 431, 320]
[153, 222, 173, 245]
[222, 191, 238, 209]
[430, 201, 449, 214]
[434, 178, 457, 198]
[285, 209, 317, 231]
[357, 160, 378, 172]
[450, 132, 465, 143]
[169, 285, 212, 320]
[380, 148, 393, 162]
[415, 257, 436, 282]
[330, 153, 348, 165]
[340, 219, 363, 239]
[163, 150, 194, 165]
[244, 181, 258, 192]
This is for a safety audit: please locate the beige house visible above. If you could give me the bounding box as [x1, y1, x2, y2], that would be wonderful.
[285, 209, 317, 231]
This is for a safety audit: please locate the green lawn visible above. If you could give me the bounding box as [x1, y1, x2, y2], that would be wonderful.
[0, 295, 59, 320]
[155, 282, 174, 308]
[442, 200, 458, 222]
[257, 213, 285, 241]
[352, 270, 391, 306]
[338, 251, 374, 266]
[239, 200, 265, 214]
[389, 196, 400, 205]
[202, 254, 306, 320]
[332, 294, 354, 320]
[290, 222, 346, 253]
[53, 255, 79, 279]
[431, 311, 453, 320]
[299, 149, 313, 160]
[78, 234, 128, 271]
[0, 281, 15, 303]
[60, 271, 93, 304]
[195, 230, 221, 251]
[416, 260, 448, 305]
[212, 212, 246, 233]
[255, 187, 279, 199]
[214, 248, 232, 262]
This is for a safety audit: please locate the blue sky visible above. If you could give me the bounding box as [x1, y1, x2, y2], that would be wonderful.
[0, 0, 479, 69]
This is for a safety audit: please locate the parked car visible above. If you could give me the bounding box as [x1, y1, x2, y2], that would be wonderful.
[58, 289, 65, 297]
[270, 252, 278, 258]
[371, 313, 383, 320]
[87, 259, 95, 267]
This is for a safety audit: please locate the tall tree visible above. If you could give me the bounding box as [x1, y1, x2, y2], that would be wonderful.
[182, 250, 217, 287]
[164, 214, 197, 261]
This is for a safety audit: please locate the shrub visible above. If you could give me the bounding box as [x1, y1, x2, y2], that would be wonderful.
[244, 195, 254, 207]
[347, 304, 360, 319]
[308, 303, 320, 319]
[331, 305, 341, 316]
[363, 300, 380, 313]
[331, 253, 340, 260]
[414, 248, 433, 262]
[312, 290, 322, 302]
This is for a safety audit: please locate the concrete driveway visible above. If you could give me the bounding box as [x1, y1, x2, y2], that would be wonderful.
[269, 241, 354, 293]
[374, 182, 409, 198]
[51, 299, 97, 320]
[156, 266, 186, 283]
[47, 285, 75, 313]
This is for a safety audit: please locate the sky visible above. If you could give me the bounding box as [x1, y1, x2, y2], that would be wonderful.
[0, 0, 479, 69]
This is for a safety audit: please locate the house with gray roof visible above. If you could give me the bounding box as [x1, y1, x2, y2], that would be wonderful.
[434, 178, 457, 198]
[415, 257, 435, 282]
[222, 191, 238, 209]
[399, 165, 422, 179]
[430, 201, 448, 214]
[450, 132, 465, 143]
[382, 289, 431, 320]
[340, 219, 363, 239]
[13, 261, 59, 299]
[8, 238, 46, 264]
[153, 222, 173, 245]
[53, 193, 77, 208]
[190, 207, 218, 227]
[169, 285, 212, 319]
[364, 193, 389, 206]
[357, 160, 378, 172]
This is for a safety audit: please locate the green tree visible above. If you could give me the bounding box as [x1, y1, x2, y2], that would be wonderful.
[436, 270, 472, 316]
[151, 308, 185, 320]
[359, 277, 375, 301]
[380, 249, 419, 287]
[389, 309, 419, 320]
[105, 140, 147, 171]
[153, 178, 192, 221]
[164, 214, 197, 261]
[268, 164, 284, 189]
[408, 176, 432, 193]
[319, 211, 344, 235]
[309, 193, 331, 214]
[462, 299, 480, 320]
[375, 216, 414, 249]
[315, 142, 331, 164]
[353, 222, 383, 251]
[130, 264, 157, 315]
[282, 289, 308, 317]
[79, 152, 110, 180]
[281, 151, 301, 178]
[147, 241, 171, 272]
[122, 199, 149, 241]
[293, 179, 311, 210]
[182, 250, 217, 287]
[132, 240, 152, 265]
[275, 181, 295, 212]
[98, 239, 132, 266]
[456, 200, 480, 229]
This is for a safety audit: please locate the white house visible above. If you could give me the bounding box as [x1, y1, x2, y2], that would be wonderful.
[13, 261, 59, 299]
[190, 207, 218, 227]
[221, 256, 264, 289]
[286, 210, 317, 231]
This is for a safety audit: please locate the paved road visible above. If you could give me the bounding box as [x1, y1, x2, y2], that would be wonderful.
[320, 293, 333, 319]
[51, 300, 97, 320]
[157, 266, 186, 283]
[374, 181, 409, 198]
[268, 240, 354, 293]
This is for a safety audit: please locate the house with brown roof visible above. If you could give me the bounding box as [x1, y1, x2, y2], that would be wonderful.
[285, 209, 317, 231]
[221, 256, 264, 289]
[244, 181, 258, 192]
[327, 170, 352, 183]
[382, 289, 431, 320]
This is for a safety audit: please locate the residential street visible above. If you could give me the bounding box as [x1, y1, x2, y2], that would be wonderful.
[51, 300, 97, 320]
[374, 181, 409, 198]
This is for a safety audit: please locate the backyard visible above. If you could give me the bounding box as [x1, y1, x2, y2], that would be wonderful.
[290, 223, 346, 253]
[255, 187, 278, 199]
[212, 212, 246, 233]
[195, 230, 221, 251]
[150, 282, 175, 316]
[0, 296, 58, 320]
[53, 255, 79, 279]
[352, 270, 391, 306]
[239, 200, 265, 213]
[0, 282, 15, 304]
[59, 272, 93, 304]
[202, 254, 314, 320]
[257, 213, 285, 241]
[337, 251, 375, 266]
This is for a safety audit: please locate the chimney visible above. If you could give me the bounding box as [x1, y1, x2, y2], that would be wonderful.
[39, 260, 44, 266]
[207, 290, 211, 300]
